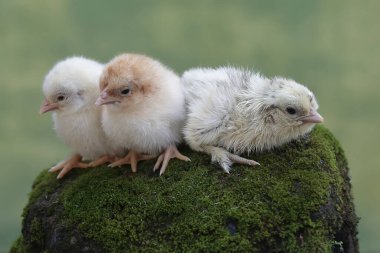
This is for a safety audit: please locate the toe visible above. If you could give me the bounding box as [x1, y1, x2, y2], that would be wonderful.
[49, 166, 62, 173]
[57, 165, 72, 179]
[159, 152, 171, 176]
[220, 163, 231, 174]
[49, 161, 65, 172]
[153, 154, 164, 172]
[77, 162, 89, 169]
[175, 152, 191, 162]
[108, 162, 119, 168]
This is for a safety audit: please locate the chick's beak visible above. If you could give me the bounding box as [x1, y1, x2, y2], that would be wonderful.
[39, 98, 58, 114]
[300, 109, 324, 124]
[95, 91, 120, 106]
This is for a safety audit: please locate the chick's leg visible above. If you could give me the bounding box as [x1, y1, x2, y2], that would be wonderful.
[88, 155, 116, 167]
[203, 146, 260, 173]
[153, 144, 191, 176]
[49, 154, 88, 179]
[109, 150, 156, 172]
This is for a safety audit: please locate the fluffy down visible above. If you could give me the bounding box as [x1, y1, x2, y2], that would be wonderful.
[182, 67, 323, 172]
[97, 53, 190, 175]
[41, 57, 116, 178]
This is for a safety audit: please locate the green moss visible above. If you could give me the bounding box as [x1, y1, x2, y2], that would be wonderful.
[22, 168, 60, 218]
[12, 125, 358, 252]
[29, 217, 44, 249]
[10, 236, 26, 253]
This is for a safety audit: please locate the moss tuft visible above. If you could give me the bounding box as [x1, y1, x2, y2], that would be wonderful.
[11, 125, 358, 252]
[29, 217, 44, 248]
[10, 236, 26, 253]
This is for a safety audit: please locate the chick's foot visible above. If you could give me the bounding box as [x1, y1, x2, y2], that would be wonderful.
[153, 144, 191, 176]
[227, 153, 261, 167]
[49, 154, 88, 179]
[88, 155, 116, 167]
[109, 150, 156, 172]
[204, 146, 259, 173]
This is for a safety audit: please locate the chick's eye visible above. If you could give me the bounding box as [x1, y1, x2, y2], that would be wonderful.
[120, 88, 130, 95]
[57, 95, 65, 101]
[286, 107, 296, 115]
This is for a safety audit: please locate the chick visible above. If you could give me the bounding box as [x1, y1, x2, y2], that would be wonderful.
[95, 53, 190, 175]
[182, 67, 324, 173]
[40, 56, 114, 179]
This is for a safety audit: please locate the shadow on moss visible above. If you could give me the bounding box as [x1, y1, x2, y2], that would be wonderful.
[11, 126, 359, 253]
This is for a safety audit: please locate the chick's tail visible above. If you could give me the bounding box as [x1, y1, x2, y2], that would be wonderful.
[203, 146, 260, 173]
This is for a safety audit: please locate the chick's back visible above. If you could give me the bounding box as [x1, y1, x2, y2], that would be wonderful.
[181, 67, 249, 150]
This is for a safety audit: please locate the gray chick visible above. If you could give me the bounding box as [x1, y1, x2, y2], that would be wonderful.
[182, 67, 324, 173]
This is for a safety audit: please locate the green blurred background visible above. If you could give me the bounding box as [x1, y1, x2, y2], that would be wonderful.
[1, 0, 379, 251]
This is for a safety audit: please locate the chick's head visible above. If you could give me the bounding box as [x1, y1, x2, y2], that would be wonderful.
[40, 57, 99, 115]
[96, 54, 156, 111]
[262, 77, 323, 131]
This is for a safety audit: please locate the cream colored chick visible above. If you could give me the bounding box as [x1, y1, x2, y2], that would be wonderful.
[40, 57, 114, 179]
[182, 67, 324, 173]
[95, 53, 190, 175]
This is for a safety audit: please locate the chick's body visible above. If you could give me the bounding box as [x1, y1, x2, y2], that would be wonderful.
[182, 67, 324, 173]
[40, 57, 114, 178]
[97, 54, 189, 174]
[53, 108, 105, 159]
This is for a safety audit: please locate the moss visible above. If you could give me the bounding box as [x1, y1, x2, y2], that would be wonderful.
[10, 236, 26, 253]
[21, 168, 60, 218]
[11, 125, 358, 252]
[24, 217, 44, 252]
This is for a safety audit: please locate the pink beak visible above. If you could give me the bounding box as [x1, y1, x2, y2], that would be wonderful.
[39, 98, 59, 114]
[300, 109, 324, 124]
[95, 91, 120, 106]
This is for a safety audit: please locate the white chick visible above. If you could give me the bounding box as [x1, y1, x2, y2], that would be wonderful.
[40, 56, 114, 179]
[182, 67, 324, 173]
[95, 53, 190, 175]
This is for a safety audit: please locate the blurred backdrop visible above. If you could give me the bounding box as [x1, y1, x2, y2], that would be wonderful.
[1, 0, 379, 252]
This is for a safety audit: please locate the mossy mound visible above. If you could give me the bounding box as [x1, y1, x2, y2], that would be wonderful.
[11, 126, 358, 253]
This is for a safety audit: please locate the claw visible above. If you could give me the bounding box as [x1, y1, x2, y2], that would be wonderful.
[49, 161, 65, 172]
[153, 154, 165, 172]
[88, 155, 115, 167]
[49, 154, 88, 179]
[153, 144, 190, 175]
[109, 151, 156, 172]
[204, 145, 259, 173]
[227, 153, 260, 167]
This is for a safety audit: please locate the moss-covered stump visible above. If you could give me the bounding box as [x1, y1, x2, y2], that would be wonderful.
[11, 126, 358, 253]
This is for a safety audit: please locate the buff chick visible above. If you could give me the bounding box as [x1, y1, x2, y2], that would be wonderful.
[95, 53, 190, 175]
[40, 57, 116, 179]
[182, 67, 324, 173]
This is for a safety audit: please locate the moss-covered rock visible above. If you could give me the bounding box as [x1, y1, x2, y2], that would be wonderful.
[11, 126, 358, 253]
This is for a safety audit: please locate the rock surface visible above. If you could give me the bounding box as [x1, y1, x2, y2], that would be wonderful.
[11, 126, 359, 253]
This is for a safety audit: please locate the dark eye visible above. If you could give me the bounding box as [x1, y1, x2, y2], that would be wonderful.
[57, 95, 65, 101]
[120, 88, 130, 95]
[286, 107, 296, 115]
